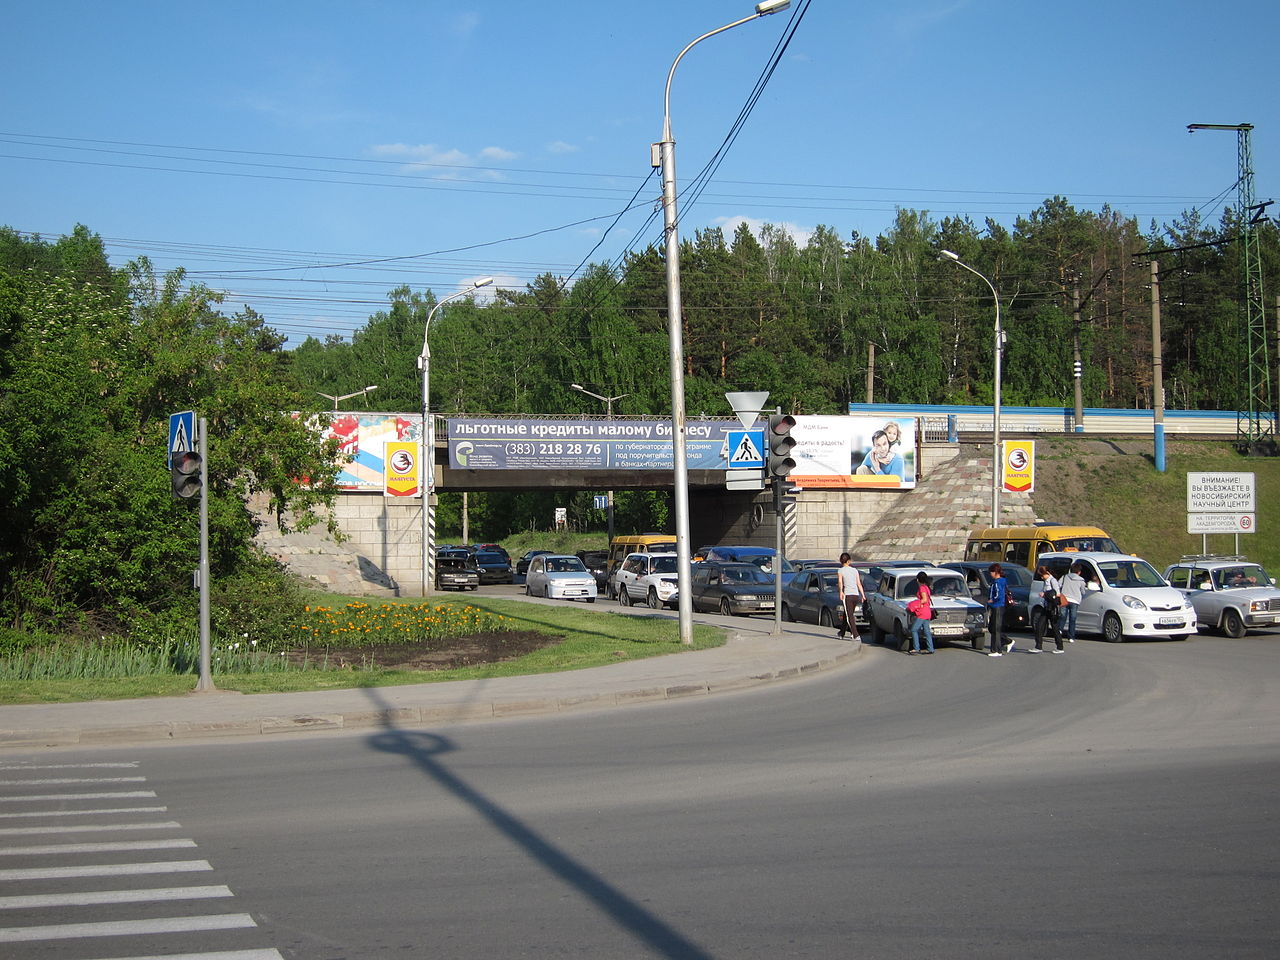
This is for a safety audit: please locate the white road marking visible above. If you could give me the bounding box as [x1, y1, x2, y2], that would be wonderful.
[0, 838, 196, 856]
[0, 791, 156, 802]
[0, 762, 138, 770]
[0, 912, 256, 941]
[0, 777, 147, 785]
[0, 820, 181, 836]
[81, 951, 283, 960]
[0, 884, 233, 909]
[0, 859, 212, 881]
[0, 805, 167, 819]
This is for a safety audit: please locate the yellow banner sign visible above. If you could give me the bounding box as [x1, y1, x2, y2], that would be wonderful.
[384, 441, 421, 498]
[1001, 440, 1035, 493]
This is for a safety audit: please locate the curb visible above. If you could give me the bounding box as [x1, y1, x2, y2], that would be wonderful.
[0, 639, 861, 749]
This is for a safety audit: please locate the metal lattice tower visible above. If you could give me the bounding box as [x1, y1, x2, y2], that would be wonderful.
[1188, 123, 1274, 452]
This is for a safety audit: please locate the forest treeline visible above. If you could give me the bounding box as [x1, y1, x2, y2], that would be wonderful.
[1, 197, 1276, 637]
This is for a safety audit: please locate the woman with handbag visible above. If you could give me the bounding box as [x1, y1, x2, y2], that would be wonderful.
[908, 571, 935, 655]
[1032, 564, 1065, 653]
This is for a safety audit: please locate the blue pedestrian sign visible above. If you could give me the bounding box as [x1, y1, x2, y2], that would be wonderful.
[168, 410, 195, 468]
[727, 429, 764, 469]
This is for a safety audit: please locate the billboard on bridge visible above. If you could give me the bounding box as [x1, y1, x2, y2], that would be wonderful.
[447, 418, 747, 471]
[789, 416, 917, 489]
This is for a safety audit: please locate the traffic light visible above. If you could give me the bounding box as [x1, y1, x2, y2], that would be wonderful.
[766, 414, 797, 479]
[170, 450, 203, 500]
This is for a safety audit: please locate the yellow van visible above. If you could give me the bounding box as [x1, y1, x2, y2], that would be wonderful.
[963, 524, 1120, 568]
[606, 533, 677, 574]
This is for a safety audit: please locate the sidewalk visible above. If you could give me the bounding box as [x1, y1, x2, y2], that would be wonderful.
[0, 612, 863, 749]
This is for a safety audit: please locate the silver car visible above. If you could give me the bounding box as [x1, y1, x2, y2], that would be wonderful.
[1162, 557, 1280, 637]
[864, 567, 987, 651]
[524, 554, 598, 603]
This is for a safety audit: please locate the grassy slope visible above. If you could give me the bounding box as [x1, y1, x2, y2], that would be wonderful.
[1031, 437, 1279, 571]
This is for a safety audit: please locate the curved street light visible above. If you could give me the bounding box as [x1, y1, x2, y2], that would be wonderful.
[656, 0, 791, 644]
[939, 249, 1003, 527]
[317, 385, 377, 410]
[419, 277, 494, 595]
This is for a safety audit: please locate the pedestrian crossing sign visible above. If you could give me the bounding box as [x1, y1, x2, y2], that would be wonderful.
[727, 429, 764, 469]
[168, 410, 195, 469]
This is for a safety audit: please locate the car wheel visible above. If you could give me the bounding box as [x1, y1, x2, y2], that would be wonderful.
[720, 597, 734, 617]
[893, 619, 910, 652]
[648, 588, 661, 610]
[524, 583, 532, 596]
[819, 607, 833, 628]
[586, 598, 595, 604]
[1221, 608, 1246, 638]
[781, 603, 794, 623]
[1103, 611, 1125, 643]
[619, 585, 631, 607]
[871, 619, 885, 644]
[971, 631, 983, 650]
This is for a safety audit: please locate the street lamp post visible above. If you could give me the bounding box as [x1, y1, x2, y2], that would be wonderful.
[317, 385, 377, 410]
[571, 383, 630, 542]
[419, 277, 494, 596]
[656, 0, 790, 645]
[940, 249, 1003, 527]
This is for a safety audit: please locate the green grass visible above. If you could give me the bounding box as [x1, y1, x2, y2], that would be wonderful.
[0, 596, 723, 704]
[1033, 438, 1280, 571]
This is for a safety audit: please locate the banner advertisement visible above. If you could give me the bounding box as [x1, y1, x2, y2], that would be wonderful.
[383, 441, 421, 498]
[789, 416, 917, 489]
[1001, 440, 1035, 493]
[447, 418, 748, 471]
[322, 414, 420, 491]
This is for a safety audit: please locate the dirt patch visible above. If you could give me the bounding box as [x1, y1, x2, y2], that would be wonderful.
[283, 630, 563, 672]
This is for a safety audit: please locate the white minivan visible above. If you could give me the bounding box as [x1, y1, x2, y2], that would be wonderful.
[1030, 552, 1197, 642]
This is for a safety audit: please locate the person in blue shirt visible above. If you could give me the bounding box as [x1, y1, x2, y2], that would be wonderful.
[986, 562, 1010, 656]
[855, 429, 904, 480]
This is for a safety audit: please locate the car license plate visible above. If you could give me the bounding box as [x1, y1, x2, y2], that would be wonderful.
[758, 601, 773, 607]
[1158, 616, 1182, 625]
[932, 625, 962, 636]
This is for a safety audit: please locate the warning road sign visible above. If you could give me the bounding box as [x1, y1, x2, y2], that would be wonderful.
[727, 429, 764, 469]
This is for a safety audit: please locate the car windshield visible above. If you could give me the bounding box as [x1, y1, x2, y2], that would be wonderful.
[1053, 536, 1121, 553]
[651, 557, 678, 575]
[475, 553, 504, 564]
[896, 575, 966, 599]
[1212, 564, 1270, 590]
[546, 558, 586, 573]
[1097, 559, 1165, 588]
[438, 558, 469, 570]
[721, 566, 772, 584]
[732, 554, 795, 574]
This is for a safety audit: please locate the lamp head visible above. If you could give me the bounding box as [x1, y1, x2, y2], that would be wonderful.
[755, 0, 791, 13]
[473, 276, 495, 289]
[939, 249, 960, 262]
[571, 383, 585, 392]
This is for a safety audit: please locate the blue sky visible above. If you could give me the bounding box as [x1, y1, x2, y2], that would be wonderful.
[4, 0, 1276, 346]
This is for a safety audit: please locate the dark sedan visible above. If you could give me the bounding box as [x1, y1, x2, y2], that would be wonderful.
[474, 550, 514, 584]
[576, 550, 610, 591]
[516, 549, 555, 577]
[690, 561, 776, 616]
[780, 567, 843, 628]
[939, 560, 1033, 631]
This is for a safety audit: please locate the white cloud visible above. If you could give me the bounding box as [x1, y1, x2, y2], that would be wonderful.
[713, 215, 814, 249]
[370, 142, 517, 180]
[547, 140, 580, 154]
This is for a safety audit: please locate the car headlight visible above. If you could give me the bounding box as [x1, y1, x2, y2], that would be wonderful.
[1121, 595, 1148, 610]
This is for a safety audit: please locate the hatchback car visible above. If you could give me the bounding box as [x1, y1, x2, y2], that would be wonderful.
[1030, 552, 1196, 642]
[473, 550, 514, 584]
[524, 554, 597, 602]
[703, 546, 797, 584]
[1162, 556, 1280, 637]
[864, 566, 988, 651]
[690, 561, 776, 616]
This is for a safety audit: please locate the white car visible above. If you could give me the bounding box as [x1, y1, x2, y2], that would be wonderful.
[1030, 551, 1197, 642]
[523, 554, 597, 602]
[615, 552, 679, 609]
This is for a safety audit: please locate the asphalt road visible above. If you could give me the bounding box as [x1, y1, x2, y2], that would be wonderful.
[3, 634, 1278, 959]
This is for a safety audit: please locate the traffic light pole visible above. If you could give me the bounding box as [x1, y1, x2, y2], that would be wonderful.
[772, 477, 784, 636]
[195, 416, 214, 692]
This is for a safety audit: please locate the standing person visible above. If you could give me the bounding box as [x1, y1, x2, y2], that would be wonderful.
[1031, 564, 1065, 653]
[908, 571, 935, 655]
[836, 552, 865, 641]
[986, 562, 1008, 656]
[1059, 562, 1087, 644]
